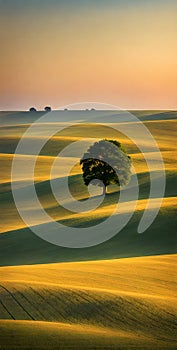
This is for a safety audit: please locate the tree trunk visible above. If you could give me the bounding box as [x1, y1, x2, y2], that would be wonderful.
[102, 185, 107, 196]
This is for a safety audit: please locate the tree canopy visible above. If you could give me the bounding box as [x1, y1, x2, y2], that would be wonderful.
[44, 106, 52, 112]
[29, 107, 37, 112]
[80, 139, 131, 195]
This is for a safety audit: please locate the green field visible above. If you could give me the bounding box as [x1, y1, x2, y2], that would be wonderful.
[0, 110, 177, 349]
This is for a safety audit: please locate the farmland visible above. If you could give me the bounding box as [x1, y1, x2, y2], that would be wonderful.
[0, 110, 176, 349]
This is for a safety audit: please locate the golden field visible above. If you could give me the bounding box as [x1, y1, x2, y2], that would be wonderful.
[0, 255, 177, 349]
[0, 110, 176, 349]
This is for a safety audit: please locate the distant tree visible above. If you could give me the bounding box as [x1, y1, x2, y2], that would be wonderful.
[29, 107, 37, 112]
[80, 139, 131, 195]
[44, 106, 52, 112]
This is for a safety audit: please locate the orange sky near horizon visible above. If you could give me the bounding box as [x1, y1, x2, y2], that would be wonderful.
[0, 1, 177, 110]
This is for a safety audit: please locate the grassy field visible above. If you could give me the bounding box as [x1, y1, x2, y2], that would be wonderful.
[0, 110, 176, 349]
[0, 255, 177, 349]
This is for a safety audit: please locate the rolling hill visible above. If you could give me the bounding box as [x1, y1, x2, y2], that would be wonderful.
[0, 110, 176, 265]
[0, 255, 177, 349]
[0, 110, 176, 349]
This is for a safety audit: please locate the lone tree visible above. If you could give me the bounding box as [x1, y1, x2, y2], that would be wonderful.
[80, 139, 131, 195]
[29, 107, 37, 112]
[44, 106, 52, 112]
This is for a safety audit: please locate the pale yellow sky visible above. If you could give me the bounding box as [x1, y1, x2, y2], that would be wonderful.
[0, 1, 177, 110]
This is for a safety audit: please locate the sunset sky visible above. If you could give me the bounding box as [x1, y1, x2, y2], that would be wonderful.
[0, 0, 177, 110]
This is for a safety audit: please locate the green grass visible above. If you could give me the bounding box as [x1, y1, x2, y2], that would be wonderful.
[0, 204, 176, 266]
[0, 111, 177, 266]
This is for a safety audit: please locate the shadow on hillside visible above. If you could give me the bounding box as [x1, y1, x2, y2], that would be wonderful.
[0, 203, 176, 267]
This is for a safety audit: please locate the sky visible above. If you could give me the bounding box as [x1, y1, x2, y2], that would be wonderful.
[0, 0, 177, 110]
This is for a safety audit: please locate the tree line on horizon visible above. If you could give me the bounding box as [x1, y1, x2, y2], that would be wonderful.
[29, 107, 96, 112]
[29, 106, 52, 112]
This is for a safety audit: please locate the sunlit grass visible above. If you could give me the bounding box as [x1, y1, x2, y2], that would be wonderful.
[0, 110, 176, 349]
[0, 255, 176, 349]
